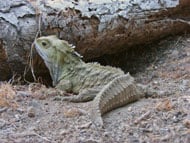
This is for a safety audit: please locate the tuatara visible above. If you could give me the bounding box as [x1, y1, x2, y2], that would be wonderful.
[34, 35, 153, 126]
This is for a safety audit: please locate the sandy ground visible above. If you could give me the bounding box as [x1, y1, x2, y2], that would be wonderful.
[0, 35, 189, 143]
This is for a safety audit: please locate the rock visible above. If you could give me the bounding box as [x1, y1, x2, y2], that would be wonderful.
[183, 119, 190, 128]
[63, 108, 83, 118]
[79, 138, 100, 143]
[59, 129, 69, 135]
[77, 122, 92, 129]
[171, 50, 179, 57]
[156, 99, 173, 111]
[27, 106, 36, 118]
[16, 91, 32, 97]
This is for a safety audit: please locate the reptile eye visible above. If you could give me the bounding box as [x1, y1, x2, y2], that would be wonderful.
[42, 41, 47, 47]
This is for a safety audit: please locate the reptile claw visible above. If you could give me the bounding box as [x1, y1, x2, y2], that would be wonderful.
[53, 96, 72, 101]
[53, 96, 62, 101]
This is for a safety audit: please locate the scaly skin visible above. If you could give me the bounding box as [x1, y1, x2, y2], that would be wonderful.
[34, 35, 146, 126]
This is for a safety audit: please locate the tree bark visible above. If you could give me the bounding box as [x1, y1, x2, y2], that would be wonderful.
[0, 0, 190, 81]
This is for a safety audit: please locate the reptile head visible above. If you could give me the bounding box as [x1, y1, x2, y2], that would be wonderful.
[34, 35, 82, 85]
[34, 35, 82, 64]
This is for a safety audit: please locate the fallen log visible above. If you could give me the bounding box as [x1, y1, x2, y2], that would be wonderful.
[0, 0, 190, 81]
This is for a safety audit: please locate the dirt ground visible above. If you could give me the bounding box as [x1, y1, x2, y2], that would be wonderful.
[0, 35, 189, 143]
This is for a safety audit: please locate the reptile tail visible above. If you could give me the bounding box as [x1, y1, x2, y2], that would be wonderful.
[90, 73, 142, 127]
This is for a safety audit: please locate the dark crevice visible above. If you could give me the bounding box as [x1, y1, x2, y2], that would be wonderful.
[0, 40, 12, 81]
[87, 36, 182, 76]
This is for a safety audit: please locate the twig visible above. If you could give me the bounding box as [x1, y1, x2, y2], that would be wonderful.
[11, 131, 52, 142]
[0, 107, 8, 113]
[24, 12, 42, 83]
[134, 111, 151, 124]
[8, 73, 16, 84]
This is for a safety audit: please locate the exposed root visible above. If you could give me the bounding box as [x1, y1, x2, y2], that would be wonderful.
[23, 7, 42, 83]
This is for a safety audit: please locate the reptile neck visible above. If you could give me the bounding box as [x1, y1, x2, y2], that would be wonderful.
[57, 60, 84, 85]
[45, 57, 84, 86]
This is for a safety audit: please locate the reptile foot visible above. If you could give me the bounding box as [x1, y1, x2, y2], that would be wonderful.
[53, 96, 62, 101]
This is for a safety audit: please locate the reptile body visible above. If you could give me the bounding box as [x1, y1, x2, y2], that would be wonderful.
[34, 35, 145, 126]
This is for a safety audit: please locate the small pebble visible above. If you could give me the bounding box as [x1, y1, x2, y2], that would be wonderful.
[77, 122, 92, 129]
[171, 50, 179, 57]
[27, 106, 36, 118]
[153, 81, 158, 85]
[64, 108, 83, 118]
[14, 114, 20, 120]
[127, 107, 132, 111]
[59, 129, 69, 135]
[183, 119, 190, 128]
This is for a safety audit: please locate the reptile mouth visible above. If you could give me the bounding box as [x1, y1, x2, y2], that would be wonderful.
[34, 42, 49, 60]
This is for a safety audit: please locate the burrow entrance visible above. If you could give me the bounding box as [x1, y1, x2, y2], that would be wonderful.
[89, 36, 182, 75]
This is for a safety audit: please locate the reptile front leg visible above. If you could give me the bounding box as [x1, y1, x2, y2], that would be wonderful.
[55, 86, 103, 102]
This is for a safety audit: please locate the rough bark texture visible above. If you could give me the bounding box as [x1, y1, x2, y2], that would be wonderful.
[0, 0, 190, 81]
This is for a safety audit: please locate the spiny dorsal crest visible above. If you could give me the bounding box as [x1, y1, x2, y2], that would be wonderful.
[53, 35, 83, 59]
